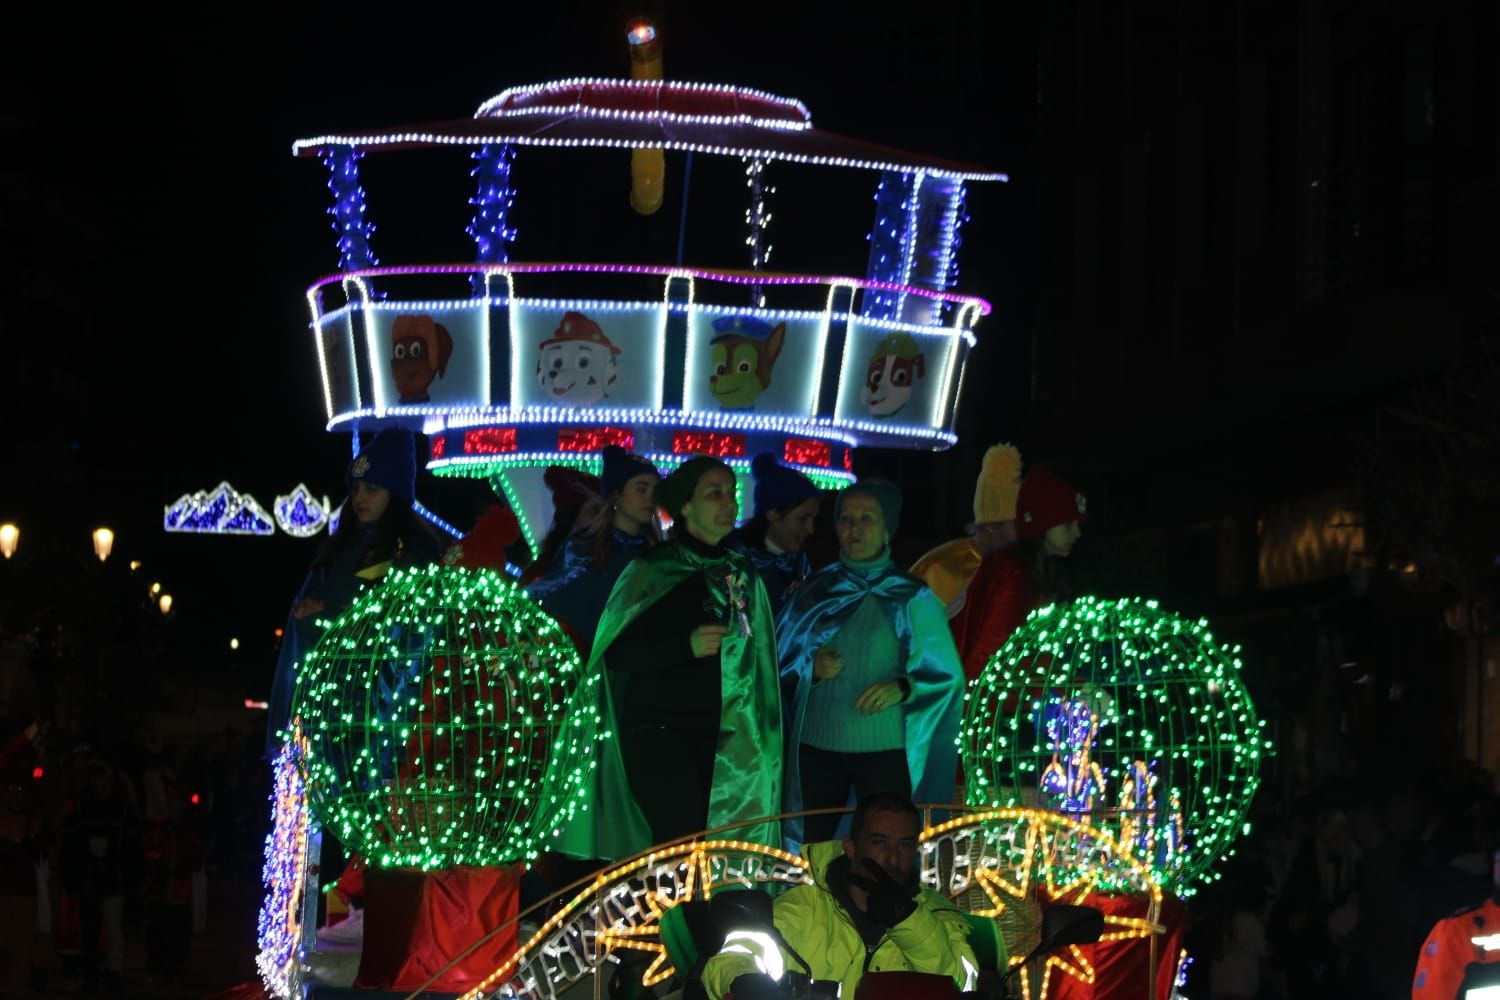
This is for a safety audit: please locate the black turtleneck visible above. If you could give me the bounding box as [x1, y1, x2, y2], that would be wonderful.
[606, 531, 725, 729]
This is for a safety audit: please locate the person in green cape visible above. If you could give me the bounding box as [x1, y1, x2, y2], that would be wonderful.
[551, 456, 784, 860]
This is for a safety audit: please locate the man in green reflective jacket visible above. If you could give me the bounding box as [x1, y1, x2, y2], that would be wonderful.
[701, 794, 978, 999]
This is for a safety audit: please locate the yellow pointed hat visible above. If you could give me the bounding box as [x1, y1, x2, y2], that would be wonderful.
[972, 443, 1022, 523]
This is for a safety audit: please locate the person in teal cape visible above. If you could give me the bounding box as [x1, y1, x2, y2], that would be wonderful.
[549, 456, 784, 861]
[777, 478, 965, 845]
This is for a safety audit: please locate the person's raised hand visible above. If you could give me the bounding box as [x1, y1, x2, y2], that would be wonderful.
[690, 623, 732, 658]
[845, 857, 918, 928]
[854, 680, 904, 714]
[813, 647, 844, 680]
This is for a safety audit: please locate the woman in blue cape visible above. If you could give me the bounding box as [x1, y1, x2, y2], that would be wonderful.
[525, 446, 661, 658]
[778, 478, 964, 845]
[723, 452, 821, 618]
[265, 429, 442, 756]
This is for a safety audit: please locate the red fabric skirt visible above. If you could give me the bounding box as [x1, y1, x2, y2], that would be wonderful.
[1049, 892, 1187, 1000]
[354, 864, 522, 993]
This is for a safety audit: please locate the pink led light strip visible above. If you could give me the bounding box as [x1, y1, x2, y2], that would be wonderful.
[305, 263, 991, 316]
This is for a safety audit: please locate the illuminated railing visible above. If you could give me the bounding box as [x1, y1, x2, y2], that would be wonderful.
[306, 264, 989, 453]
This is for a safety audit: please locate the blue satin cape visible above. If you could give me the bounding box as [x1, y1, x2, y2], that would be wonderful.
[776, 556, 965, 845]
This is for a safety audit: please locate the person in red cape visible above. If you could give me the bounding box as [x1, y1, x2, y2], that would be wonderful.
[950, 466, 1086, 682]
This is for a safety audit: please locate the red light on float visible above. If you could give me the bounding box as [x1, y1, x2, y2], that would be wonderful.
[431, 436, 447, 459]
[671, 431, 745, 457]
[463, 428, 518, 455]
[783, 438, 832, 467]
[558, 427, 635, 452]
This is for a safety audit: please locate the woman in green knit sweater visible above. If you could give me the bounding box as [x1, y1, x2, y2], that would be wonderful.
[776, 479, 966, 845]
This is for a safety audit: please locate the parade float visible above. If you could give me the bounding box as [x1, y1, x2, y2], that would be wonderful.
[251, 21, 1249, 1000]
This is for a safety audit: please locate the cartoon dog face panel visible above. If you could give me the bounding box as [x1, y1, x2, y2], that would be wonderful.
[390, 314, 454, 404]
[708, 316, 785, 410]
[536, 311, 620, 407]
[860, 332, 926, 418]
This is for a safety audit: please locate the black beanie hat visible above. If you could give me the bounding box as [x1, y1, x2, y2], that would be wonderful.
[656, 456, 733, 520]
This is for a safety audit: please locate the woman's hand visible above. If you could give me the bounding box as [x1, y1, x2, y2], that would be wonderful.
[855, 680, 905, 714]
[813, 648, 844, 680]
[291, 596, 325, 621]
[689, 624, 731, 658]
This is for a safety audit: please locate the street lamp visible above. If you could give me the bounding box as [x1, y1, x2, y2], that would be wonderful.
[0, 524, 16, 560]
[229, 637, 240, 650]
[92, 527, 114, 563]
[128, 560, 142, 572]
[158, 594, 174, 615]
[150, 582, 162, 596]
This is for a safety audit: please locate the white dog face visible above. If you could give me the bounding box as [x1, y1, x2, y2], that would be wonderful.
[537, 341, 617, 406]
[859, 353, 921, 417]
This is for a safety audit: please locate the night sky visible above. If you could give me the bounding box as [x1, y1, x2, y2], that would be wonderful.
[3, 4, 1035, 685]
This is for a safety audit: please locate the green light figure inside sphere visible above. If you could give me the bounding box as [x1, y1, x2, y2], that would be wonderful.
[961, 596, 1267, 895]
[290, 564, 587, 870]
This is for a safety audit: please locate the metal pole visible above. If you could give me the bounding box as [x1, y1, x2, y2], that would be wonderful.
[675, 152, 694, 266]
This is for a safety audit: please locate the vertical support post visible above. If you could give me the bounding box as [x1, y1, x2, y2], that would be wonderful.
[321, 144, 380, 276]
[468, 143, 518, 296]
[863, 172, 968, 325]
[662, 275, 694, 411]
[744, 157, 773, 306]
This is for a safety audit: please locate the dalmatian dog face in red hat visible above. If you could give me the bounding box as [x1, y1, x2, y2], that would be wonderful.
[536, 311, 621, 407]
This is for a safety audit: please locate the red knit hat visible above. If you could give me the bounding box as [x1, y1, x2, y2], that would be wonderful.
[441, 505, 522, 570]
[1016, 467, 1087, 538]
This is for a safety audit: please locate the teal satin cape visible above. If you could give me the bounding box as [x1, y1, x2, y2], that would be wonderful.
[776, 556, 965, 844]
[548, 537, 784, 860]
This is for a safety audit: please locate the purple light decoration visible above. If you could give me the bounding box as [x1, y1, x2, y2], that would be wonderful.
[321, 144, 379, 273]
[256, 738, 308, 998]
[864, 170, 916, 320]
[466, 143, 518, 295]
[1038, 698, 1107, 814]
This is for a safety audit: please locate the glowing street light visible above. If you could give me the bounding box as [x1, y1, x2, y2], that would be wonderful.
[230, 637, 240, 650]
[158, 594, 173, 615]
[128, 560, 142, 572]
[150, 582, 162, 596]
[92, 527, 114, 563]
[0, 524, 17, 560]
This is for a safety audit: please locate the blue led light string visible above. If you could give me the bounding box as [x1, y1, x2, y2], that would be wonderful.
[863, 171, 915, 320]
[321, 145, 379, 273]
[466, 144, 518, 295]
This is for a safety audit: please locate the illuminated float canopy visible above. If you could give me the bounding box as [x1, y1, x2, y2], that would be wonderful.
[295, 78, 1005, 553]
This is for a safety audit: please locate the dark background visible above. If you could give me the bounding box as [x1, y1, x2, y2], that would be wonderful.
[2, 0, 1498, 782]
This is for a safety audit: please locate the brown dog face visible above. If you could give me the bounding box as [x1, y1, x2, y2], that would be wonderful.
[390, 315, 454, 403]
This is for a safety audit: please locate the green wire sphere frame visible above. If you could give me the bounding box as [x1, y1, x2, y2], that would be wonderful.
[960, 596, 1267, 895]
[289, 564, 588, 870]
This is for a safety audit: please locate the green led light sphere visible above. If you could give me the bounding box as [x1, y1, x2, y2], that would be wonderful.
[290, 564, 586, 870]
[961, 596, 1266, 895]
